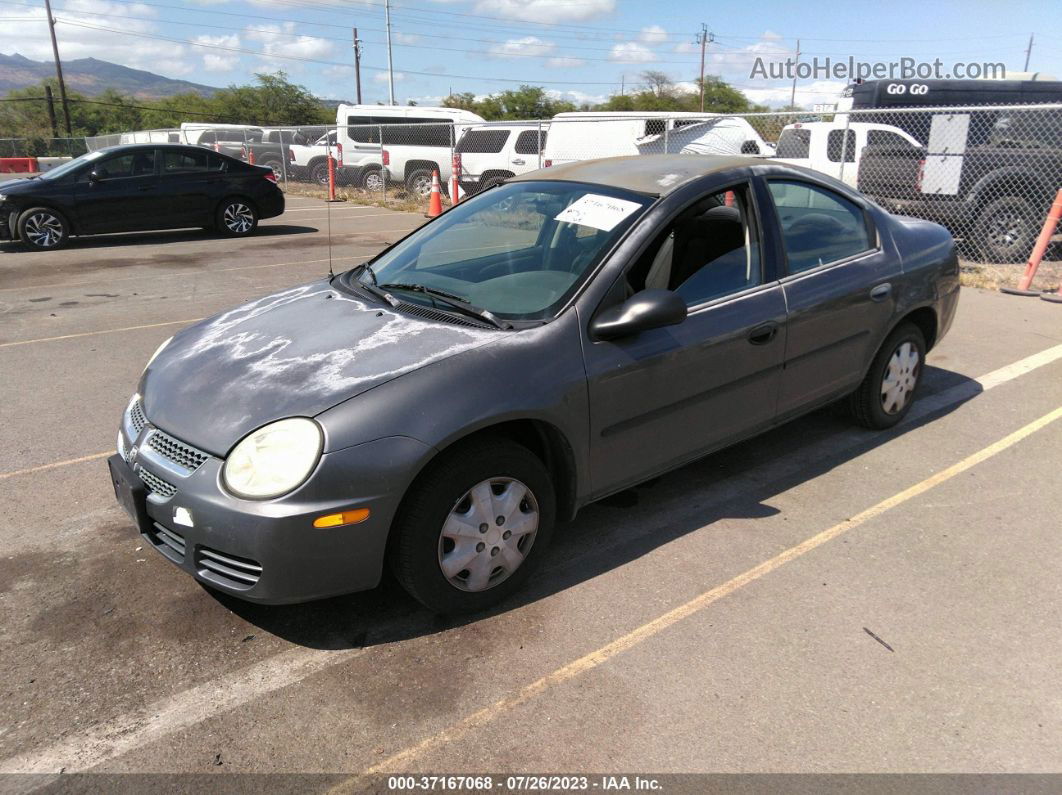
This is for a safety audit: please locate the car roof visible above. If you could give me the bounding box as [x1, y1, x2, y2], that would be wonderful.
[95, 143, 235, 154]
[508, 154, 758, 196]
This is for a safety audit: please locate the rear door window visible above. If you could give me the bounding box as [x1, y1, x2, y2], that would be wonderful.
[163, 149, 225, 173]
[826, 129, 856, 162]
[776, 128, 811, 159]
[456, 130, 510, 153]
[767, 180, 873, 273]
[515, 129, 546, 154]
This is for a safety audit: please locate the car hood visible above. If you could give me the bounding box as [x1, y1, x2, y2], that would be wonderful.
[141, 280, 500, 455]
[0, 177, 37, 193]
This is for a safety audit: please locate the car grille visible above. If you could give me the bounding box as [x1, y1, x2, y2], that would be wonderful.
[136, 464, 177, 499]
[149, 522, 185, 562]
[196, 547, 262, 589]
[146, 429, 209, 473]
[129, 398, 148, 436]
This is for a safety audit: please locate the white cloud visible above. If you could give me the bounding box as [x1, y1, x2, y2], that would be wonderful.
[394, 32, 419, 45]
[374, 71, 406, 83]
[245, 22, 333, 61]
[488, 36, 555, 59]
[609, 42, 655, 63]
[673, 41, 697, 54]
[741, 79, 847, 108]
[474, 0, 615, 24]
[546, 56, 586, 68]
[194, 34, 240, 72]
[639, 25, 667, 44]
[546, 88, 608, 106]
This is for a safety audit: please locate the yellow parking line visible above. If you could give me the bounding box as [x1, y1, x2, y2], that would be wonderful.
[0, 451, 112, 481]
[0, 318, 203, 349]
[334, 403, 1062, 780]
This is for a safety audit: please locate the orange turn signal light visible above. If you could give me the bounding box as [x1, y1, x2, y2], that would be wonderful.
[313, 508, 371, 528]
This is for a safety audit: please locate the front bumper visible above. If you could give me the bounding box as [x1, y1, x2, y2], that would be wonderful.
[109, 412, 431, 604]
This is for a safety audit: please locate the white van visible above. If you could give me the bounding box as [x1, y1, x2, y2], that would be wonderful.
[772, 121, 922, 186]
[544, 111, 766, 167]
[335, 105, 485, 196]
[455, 122, 548, 195]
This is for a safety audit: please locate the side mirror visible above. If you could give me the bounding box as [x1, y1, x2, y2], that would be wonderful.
[741, 140, 760, 155]
[88, 170, 101, 183]
[590, 289, 688, 341]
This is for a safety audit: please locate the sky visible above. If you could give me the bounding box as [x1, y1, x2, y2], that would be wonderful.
[4, 0, 1062, 109]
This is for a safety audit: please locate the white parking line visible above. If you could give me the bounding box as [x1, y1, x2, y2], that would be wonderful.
[0, 341, 1060, 771]
[0, 318, 203, 349]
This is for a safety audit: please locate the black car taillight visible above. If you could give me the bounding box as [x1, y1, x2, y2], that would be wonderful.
[264, 171, 277, 183]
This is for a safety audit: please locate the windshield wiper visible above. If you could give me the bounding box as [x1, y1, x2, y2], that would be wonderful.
[349, 263, 399, 307]
[378, 283, 511, 330]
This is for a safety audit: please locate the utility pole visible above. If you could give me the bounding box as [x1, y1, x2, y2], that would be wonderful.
[697, 24, 713, 113]
[44, 85, 58, 138]
[383, 0, 395, 105]
[43, 0, 72, 135]
[352, 27, 363, 104]
[620, 74, 625, 95]
[1024, 33, 1034, 71]
[789, 38, 801, 109]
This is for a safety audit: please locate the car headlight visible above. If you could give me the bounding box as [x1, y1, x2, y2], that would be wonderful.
[222, 418, 323, 499]
[144, 336, 172, 372]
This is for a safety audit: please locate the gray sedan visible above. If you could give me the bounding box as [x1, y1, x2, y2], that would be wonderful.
[108, 154, 960, 613]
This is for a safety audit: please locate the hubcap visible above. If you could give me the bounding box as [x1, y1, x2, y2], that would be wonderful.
[881, 341, 920, 415]
[987, 210, 1023, 248]
[365, 171, 384, 191]
[438, 477, 539, 592]
[25, 212, 63, 247]
[411, 176, 432, 197]
[223, 203, 254, 233]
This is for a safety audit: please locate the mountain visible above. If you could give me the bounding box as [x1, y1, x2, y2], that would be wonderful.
[0, 53, 220, 98]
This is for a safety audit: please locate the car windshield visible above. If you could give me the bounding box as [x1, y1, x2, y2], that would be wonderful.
[37, 150, 107, 180]
[352, 180, 651, 321]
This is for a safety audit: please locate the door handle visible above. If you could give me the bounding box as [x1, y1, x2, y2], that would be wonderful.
[870, 282, 892, 302]
[747, 322, 780, 345]
[511, 158, 526, 165]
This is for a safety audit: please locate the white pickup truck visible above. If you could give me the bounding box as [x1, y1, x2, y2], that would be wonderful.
[287, 129, 386, 189]
[773, 120, 923, 186]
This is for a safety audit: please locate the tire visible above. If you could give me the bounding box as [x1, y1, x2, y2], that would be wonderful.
[215, 198, 258, 237]
[391, 438, 556, 614]
[405, 169, 435, 199]
[18, 206, 69, 251]
[309, 160, 330, 185]
[259, 158, 283, 180]
[360, 167, 386, 192]
[974, 195, 1038, 263]
[848, 322, 926, 430]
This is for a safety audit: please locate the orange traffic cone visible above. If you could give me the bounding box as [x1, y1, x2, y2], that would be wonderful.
[426, 169, 443, 218]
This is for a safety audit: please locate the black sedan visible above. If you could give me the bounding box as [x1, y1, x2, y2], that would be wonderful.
[110, 155, 960, 613]
[0, 144, 285, 250]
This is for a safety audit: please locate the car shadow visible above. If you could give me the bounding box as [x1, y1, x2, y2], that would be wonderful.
[213, 364, 983, 650]
[0, 225, 318, 253]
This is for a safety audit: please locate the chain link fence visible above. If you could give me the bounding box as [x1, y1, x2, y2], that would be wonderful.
[7, 102, 1062, 263]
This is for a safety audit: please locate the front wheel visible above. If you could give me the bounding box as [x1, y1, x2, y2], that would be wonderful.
[361, 167, 386, 192]
[848, 322, 926, 429]
[309, 160, 330, 185]
[391, 438, 556, 614]
[216, 199, 258, 237]
[18, 207, 69, 250]
[405, 169, 435, 199]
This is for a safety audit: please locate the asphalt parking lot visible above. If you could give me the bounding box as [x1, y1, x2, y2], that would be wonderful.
[1, 195, 1061, 783]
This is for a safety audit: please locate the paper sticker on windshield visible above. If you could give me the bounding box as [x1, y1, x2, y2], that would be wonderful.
[554, 194, 642, 232]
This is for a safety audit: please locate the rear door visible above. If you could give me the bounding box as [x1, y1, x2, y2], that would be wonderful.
[157, 148, 229, 226]
[765, 177, 900, 419]
[512, 128, 546, 174]
[73, 148, 162, 232]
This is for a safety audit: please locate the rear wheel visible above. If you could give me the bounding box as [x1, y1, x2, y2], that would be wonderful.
[405, 169, 435, 198]
[391, 438, 556, 614]
[309, 160, 330, 185]
[974, 195, 1037, 263]
[361, 167, 386, 192]
[259, 157, 283, 180]
[848, 322, 926, 429]
[18, 207, 69, 250]
[215, 198, 258, 237]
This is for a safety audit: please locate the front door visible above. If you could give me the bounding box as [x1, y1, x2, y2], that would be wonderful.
[583, 182, 787, 496]
[74, 149, 161, 233]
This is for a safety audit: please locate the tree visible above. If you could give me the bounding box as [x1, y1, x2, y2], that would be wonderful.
[441, 86, 575, 120]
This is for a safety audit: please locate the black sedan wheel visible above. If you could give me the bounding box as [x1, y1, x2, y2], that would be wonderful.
[18, 207, 69, 250]
[216, 199, 258, 237]
[391, 437, 556, 614]
[849, 322, 926, 429]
